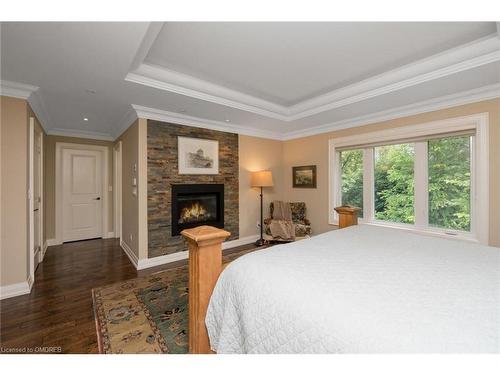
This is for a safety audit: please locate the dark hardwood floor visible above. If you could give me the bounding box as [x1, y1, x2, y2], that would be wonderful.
[0, 238, 258, 354]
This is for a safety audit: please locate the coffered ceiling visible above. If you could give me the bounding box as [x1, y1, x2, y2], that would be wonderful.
[1, 22, 500, 141]
[145, 22, 496, 106]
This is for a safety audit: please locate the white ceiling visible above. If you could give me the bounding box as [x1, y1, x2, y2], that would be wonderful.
[146, 22, 496, 106]
[1, 22, 500, 141]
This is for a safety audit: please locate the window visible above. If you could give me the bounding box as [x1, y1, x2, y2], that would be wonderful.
[330, 113, 489, 244]
[374, 143, 414, 224]
[340, 149, 364, 218]
[428, 136, 471, 232]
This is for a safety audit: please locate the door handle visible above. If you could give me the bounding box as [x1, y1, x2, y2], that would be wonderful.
[34, 208, 39, 212]
[94, 197, 101, 201]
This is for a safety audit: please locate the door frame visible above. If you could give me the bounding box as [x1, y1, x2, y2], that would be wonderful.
[28, 118, 35, 288]
[113, 141, 122, 241]
[35, 126, 44, 262]
[55, 142, 110, 244]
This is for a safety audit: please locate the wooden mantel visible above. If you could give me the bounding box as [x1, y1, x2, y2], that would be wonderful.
[181, 225, 230, 354]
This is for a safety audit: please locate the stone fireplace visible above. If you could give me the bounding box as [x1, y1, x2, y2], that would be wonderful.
[171, 184, 224, 236]
[148, 120, 239, 258]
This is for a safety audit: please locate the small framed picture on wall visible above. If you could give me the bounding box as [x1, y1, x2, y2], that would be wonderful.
[292, 165, 317, 188]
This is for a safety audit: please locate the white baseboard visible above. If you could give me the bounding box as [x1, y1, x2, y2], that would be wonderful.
[104, 231, 115, 239]
[27, 275, 34, 291]
[40, 241, 48, 261]
[137, 251, 188, 270]
[130, 234, 260, 271]
[0, 281, 31, 300]
[222, 234, 259, 250]
[120, 239, 139, 268]
[46, 238, 62, 246]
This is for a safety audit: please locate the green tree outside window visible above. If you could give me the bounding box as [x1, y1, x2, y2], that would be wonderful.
[340, 149, 363, 218]
[374, 143, 415, 224]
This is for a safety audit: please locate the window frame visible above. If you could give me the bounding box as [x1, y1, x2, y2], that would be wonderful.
[329, 113, 489, 244]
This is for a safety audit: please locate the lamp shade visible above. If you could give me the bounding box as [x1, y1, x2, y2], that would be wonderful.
[251, 170, 274, 187]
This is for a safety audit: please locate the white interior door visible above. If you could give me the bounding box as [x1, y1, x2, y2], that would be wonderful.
[62, 148, 103, 242]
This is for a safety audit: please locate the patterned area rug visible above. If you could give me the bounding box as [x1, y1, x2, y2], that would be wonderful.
[92, 247, 261, 354]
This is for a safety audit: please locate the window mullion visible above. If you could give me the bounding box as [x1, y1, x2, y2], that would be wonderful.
[414, 141, 428, 228]
[469, 136, 476, 237]
[363, 148, 374, 221]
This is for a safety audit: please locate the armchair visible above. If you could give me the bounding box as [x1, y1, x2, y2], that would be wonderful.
[264, 201, 312, 242]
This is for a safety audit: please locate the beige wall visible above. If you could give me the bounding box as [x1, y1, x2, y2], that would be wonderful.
[43, 135, 114, 241]
[1, 96, 29, 285]
[117, 119, 148, 260]
[239, 135, 284, 238]
[119, 120, 138, 257]
[282, 98, 500, 247]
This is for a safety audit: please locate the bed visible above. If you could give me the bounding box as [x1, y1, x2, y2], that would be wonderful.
[204, 225, 500, 353]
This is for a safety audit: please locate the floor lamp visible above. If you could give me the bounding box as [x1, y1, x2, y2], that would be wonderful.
[251, 170, 274, 247]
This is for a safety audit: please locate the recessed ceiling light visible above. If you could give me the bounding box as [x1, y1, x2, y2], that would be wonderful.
[83, 118, 89, 121]
[225, 119, 230, 122]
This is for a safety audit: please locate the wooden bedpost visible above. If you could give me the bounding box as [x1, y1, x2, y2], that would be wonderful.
[334, 205, 362, 228]
[181, 225, 231, 354]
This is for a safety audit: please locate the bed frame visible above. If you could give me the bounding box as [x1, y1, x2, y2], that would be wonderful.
[181, 226, 230, 354]
[181, 207, 359, 353]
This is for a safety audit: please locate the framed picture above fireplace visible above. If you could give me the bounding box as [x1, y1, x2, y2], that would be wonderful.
[178, 136, 219, 175]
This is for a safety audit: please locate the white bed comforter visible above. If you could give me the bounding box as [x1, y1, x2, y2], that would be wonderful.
[205, 225, 500, 353]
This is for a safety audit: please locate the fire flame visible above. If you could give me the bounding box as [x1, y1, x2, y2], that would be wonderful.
[179, 202, 212, 223]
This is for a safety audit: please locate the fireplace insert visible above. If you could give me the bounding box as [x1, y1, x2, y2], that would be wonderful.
[171, 184, 224, 236]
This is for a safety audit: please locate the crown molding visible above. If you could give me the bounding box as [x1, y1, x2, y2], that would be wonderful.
[0, 80, 38, 99]
[8, 83, 498, 145]
[132, 83, 500, 142]
[126, 64, 289, 121]
[132, 104, 284, 140]
[5, 31, 500, 145]
[113, 105, 139, 139]
[282, 83, 500, 140]
[286, 35, 500, 120]
[46, 128, 114, 141]
[129, 22, 164, 71]
[27, 90, 52, 132]
[126, 35, 500, 123]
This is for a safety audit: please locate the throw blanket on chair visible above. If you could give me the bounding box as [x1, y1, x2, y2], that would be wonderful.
[269, 201, 295, 241]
